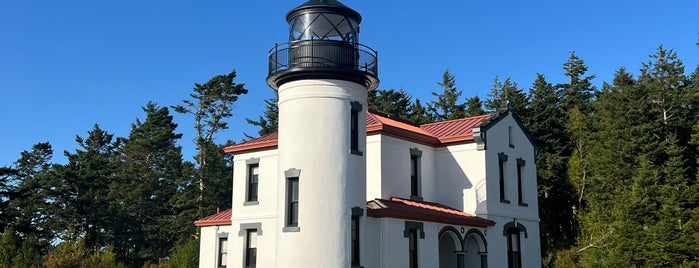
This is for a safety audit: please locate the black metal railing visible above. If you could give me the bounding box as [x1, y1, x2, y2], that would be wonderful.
[268, 40, 378, 78]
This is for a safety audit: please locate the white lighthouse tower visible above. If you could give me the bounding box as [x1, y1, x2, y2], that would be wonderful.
[266, 0, 379, 266]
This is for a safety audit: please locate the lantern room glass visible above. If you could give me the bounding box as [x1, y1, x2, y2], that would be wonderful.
[289, 12, 359, 43]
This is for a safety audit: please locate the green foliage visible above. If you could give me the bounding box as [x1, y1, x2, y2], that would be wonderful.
[558, 51, 597, 115]
[172, 70, 246, 218]
[464, 95, 485, 116]
[245, 92, 279, 138]
[427, 70, 466, 121]
[44, 239, 126, 268]
[485, 76, 528, 116]
[113, 102, 185, 266]
[368, 88, 414, 119]
[408, 99, 432, 125]
[169, 237, 199, 268]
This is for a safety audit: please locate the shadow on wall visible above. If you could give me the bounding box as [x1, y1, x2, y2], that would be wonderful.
[435, 152, 475, 211]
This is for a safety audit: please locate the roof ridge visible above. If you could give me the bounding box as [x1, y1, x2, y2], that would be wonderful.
[420, 114, 492, 127]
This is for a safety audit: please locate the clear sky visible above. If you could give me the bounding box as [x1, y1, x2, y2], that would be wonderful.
[1, 0, 697, 167]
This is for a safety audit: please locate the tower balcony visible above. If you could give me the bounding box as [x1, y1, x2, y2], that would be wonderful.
[267, 40, 379, 90]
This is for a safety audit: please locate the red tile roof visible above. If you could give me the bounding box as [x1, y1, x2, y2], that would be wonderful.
[194, 209, 232, 227]
[225, 111, 494, 154]
[367, 197, 495, 228]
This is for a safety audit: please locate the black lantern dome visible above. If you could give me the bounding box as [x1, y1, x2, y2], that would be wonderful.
[267, 0, 379, 90]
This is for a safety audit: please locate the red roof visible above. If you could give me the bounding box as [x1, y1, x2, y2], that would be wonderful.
[194, 209, 232, 227]
[421, 114, 492, 143]
[225, 111, 493, 154]
[367, 197, 496, 228]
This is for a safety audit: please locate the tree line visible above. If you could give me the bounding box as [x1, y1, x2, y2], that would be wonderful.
[249, 44, 699, 267]
[0, 72, 247, 267]
[1, 44, 697, 267]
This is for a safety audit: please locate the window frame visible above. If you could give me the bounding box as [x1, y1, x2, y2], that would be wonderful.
[516, 158, 528, 207]
[283, 168, 301, 232]
[507, 228, 522, 268]
[351, 207, 364, 268]
[350, 101, 363, 156]
[403, 221, 424, 268]
[245, 230, 257, 268]
[244, 158, 260, 206]
[409, 148, 423, 200]
[498, 153, 510, 204]
[218, 237, 228, 268]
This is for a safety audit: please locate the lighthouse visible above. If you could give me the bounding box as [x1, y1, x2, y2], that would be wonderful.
[267, 0, 379, 266]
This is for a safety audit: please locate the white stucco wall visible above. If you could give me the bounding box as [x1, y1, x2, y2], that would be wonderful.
[198, 225, 232, 268]
[481, 113, 541, 268]
[275, 79, 368, 267]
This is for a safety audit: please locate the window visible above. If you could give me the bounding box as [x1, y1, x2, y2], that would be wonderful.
[516, 158, 528, 207]
[247, 164, 259, 202]
[351, 207, 363, 267]
[287, 177, 299, 227]
[508, 126, 515, 148]
[410, 148, 422, 200]
[351, 216, 360, 265]
[245, 230, 257, 268]
[284, 169, 301, 232]
[507, 229, 522, 268]
[403, 221, 424, 268]
[218, 238, 228, 268]
[350, 101, 363, 156]
[498, 153, 510, 203]
[408, 229, 418, 268]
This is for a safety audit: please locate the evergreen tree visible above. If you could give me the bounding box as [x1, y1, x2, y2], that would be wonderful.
[464, 95, 485, 116]
[54, 124, 120, 252]
[368, 88, 413, 119]
[172, 70, 248, 213]
[525, 74, 576, 266]
[408, 98, 432, 125]
[246, 92, 279, 137]
[427, 70, 466, 121]
[558, 51, 597, 115]
[5, 143, 58, 255]
[485, 76, 528, 116]
[638, 45, 690, 147]
[114, 102, 184, 266]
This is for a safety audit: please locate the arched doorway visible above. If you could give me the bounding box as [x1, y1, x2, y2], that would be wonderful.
[464, 229, 487, 268]
[439, 228, 463, 268]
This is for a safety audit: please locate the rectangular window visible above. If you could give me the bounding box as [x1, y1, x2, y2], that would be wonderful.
[410, 155, 418, 196]
[409, 148, 422, 199]
[287, 177, 299, 227]
[507, 230, 522, 268]
[499, 153, 509, 203]
[350, 101, 362, 155]
[516, 158, 526, 206]
[247, 164, 259, 202]
[245, 230, 257, 268]
[408, 229, 418, 268]
[508, 126, 515, 148]
[351, 216, 360, 266]
[218, 238, 228, 268]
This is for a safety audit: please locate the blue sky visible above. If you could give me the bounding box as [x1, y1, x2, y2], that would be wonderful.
[1, 0, 697, 166]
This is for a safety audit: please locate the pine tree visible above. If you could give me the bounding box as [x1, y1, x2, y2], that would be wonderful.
[114, 102, 184, 266]
[246, 92, 279, 138]
[558, 51, 597, 115]
[172, 70, 248, 211]
[53, 124, 120, 253]
[485, 76, 528, 116]
[525, 74, 576, 266]
[427, 70, 466, 121]
[464, 95, 485, 116]
[408, 98, 432, 125]
[367, 88, 413, 119]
